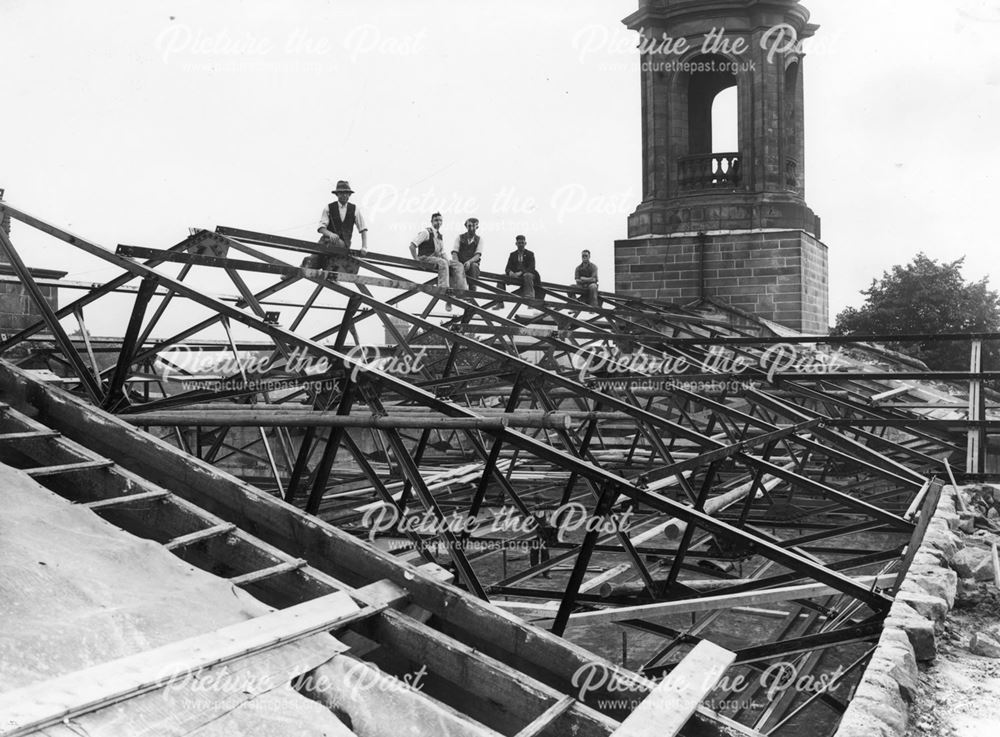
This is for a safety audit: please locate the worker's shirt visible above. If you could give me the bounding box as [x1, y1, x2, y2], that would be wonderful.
[575, 262, 598, 283]
[412, 228, 445, 257]
[319, 203, 367, 233]
[453, 234, 483, 262]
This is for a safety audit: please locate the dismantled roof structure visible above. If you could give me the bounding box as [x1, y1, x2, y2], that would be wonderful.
[0, 199, 998, 736]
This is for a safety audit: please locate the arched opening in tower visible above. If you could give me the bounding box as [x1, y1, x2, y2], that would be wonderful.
[711, 86, 738, 153]
[784, 60, 801, 188]
[686, 54, 738, 156]
[679, 54, 740, 188]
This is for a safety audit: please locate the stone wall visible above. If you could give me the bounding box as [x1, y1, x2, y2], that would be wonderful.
[0, 193, 65, 335]
[614, 229, 829, 333]
[0, 265, 63, 335]
[833, 487, 963, 737]
[0, 202, 10, 242]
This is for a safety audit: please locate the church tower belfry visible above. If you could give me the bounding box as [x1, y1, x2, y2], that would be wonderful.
[615, 0, 829, 333]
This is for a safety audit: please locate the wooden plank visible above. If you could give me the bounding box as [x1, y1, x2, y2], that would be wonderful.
[24, 460, 114, 477]
[890, 480, 943, 594]
[967, 340, 983, 474]
[543, 574, 898, 626]
[869, 385, 910, 404]
[305, 652, 504, 737]
[351, 577, 412, 610]
[644, 470, 693, 492]
[663, 473, 786, 540]
[942, 460, 967, 512]
[24, 368, 80, 385]
[230, 558, 308, 586]
[904, 481, 932, 521]
[164, 522, 236, 551]
[610, 640, 735, 737]
[493, 600, 560, 614]
[0, 591, 368, 737]
[371, 609, 619, 737]
[0, 430, 60, 442]
[628, 522, 672, 547]
[416, 560, 456, 584]
[513, 696, 576, 737]
[84, 490, 172, 510]
[579, 563, 632, 594]
[42, 635, 350, 737]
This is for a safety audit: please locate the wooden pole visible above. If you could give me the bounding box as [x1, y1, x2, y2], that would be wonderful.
[661, 471, 789, 540]
[602, 577, 761, 599]
[544, 574, 899, 626]
[992, 543, 1000, 590]
[967, 340, 983, 474]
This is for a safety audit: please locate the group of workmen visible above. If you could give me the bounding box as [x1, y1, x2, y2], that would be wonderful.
[310, 180, 601, 308]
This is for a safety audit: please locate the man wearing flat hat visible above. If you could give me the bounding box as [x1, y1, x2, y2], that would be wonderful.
[319, 180, 368, 255]
[303, 180, 368, 277]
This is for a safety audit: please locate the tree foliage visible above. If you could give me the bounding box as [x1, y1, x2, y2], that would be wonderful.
[833, 253, 1000, 371]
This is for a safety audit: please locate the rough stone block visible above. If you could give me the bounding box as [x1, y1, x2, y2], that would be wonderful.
[958, 512, 977, 534]
[922, 528, 959, 560]
[904, 566, 957, 608]
[969, 632, 1000, 658]
[911, 549, 947, 568]
[951, 546, 995, 581]
[835, 666, 909, 737]
[880, 628, 920, 703]
[956, 578, 987, 608]
[885, 602, 936, 662]
[936, 509, 960, 531]
[895, 590, 948, 622]
[927, 516, 955, 537]
[943, 494, 962, 517]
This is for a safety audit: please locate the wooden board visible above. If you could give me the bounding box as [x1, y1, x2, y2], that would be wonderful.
[610, 640, 735, 737]
[305, 652, 504, 737]
[890, 480, 943, 594]
[545, 574, 898, 626]
[579, 564, 632, 594]
[513, 696, 576, 737]
[33, 635, 351, 737]
[0, 591, 363, 736]
[372, 609, 618, 737]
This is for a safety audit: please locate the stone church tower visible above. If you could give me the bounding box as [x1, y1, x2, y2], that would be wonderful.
[0, 189, 65, 334]
[614, 0, 829, 333]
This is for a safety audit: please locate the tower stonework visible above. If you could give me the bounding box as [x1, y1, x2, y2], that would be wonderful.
[0, 189, 64, 335]
[615, 0, 829, 333]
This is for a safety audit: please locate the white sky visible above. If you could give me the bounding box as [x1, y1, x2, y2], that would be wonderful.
[2, 0, 999, 336]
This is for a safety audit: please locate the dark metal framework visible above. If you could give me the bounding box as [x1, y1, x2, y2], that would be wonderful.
[1, 199, 996, 735]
